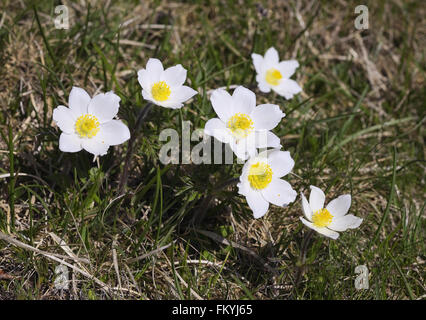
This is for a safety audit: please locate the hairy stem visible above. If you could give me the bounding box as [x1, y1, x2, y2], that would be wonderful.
[117, 103, 153, 195]
[192, 177, 240, 225]
[294, 229, 315, 287]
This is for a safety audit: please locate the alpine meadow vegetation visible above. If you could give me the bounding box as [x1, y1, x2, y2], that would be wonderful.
[0, 0, 424, 300]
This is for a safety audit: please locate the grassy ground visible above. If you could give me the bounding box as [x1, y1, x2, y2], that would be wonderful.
[0, 0, 424, 300]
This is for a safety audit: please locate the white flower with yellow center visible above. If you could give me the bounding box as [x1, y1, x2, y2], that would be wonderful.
[251, 47, 302, 99]
[237, 150, 297, 218]
[137, 58, 198, 109]
[204, 86, 284, 160]
[52, 87, 130, 157]
[300, 186, 363, 239]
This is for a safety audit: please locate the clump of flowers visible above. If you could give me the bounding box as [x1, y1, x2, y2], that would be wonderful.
[51, 43, 363, 262]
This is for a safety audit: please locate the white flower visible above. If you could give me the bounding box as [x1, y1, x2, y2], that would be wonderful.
[237, 149, 297, 218]
[300, 186, 363, 239]
[251, 47, 302, 99]
[137, 58, 198, 109]
[52, 87, 130, 157]
[204, 86, 285, 160]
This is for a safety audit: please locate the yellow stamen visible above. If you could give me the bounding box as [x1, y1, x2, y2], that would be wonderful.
[265, 68, 282, 86]
[312, 208, 333, 228]
[226, 113, 254, 139]
[248, 162, 273, 190]
[151, 81, 171, 101]
[75, 114, 100, 138]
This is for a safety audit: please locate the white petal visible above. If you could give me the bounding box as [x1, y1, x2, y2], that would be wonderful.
[251, 104, 285, 130]
[171, 85, 197, 103]
[232, 86, 256, 115]
[245, 188, 269, 219]
[301, 193, 312, 221]
[268, 150, 294, 178]
[256, 75, 271, 92]
[52, 105, 76, 134]
[142, 88, 182, 109]
[328, 214, 363, 232]
[240, 156, 254, 177]
[309, 186, 325, 212]
[161, 64, 187, 87]
[229, 143, 249, 161]
[204, 118, 231, 143]
[98, 120, 130, 146]
[261, 178, 296, 207]
[81, 138, 110, 156]
[88, 91, 120, 123]
[255, 149, 270, 160]
[170, 104, 184, 109]
[229, 133, 257, 160]
[159, 101, 184, 109]
[68, 87, 90, 116]
[242, 150, 273, 171]
[254, 130, 281, 149]
[159, 86, 194, 108]
[59, 133, 82, 153]
[145, 58, 164, 75]
[142, 89, 154, 103]
[277, 60, 299, 78]
[210, 88, 233, 122]
[326, 194, 351, 218]
[317, 228, 339, 240]
[237, 180, 250, 196]
[137, 69, 155, 92]
[274, 79, 302, 99]
[264, 47, 279, 66]
[251, 53, 264, 74]
[300, 217, 339, 240]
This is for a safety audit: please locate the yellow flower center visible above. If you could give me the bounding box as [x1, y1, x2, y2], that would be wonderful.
[312, 208, 333, 228]
[75, 114, 100, 138]
[248, 162, 273, 190]
[265, 68, 282, 86]
[226, 113, 254, 140]
[151, 81, 171, 101]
